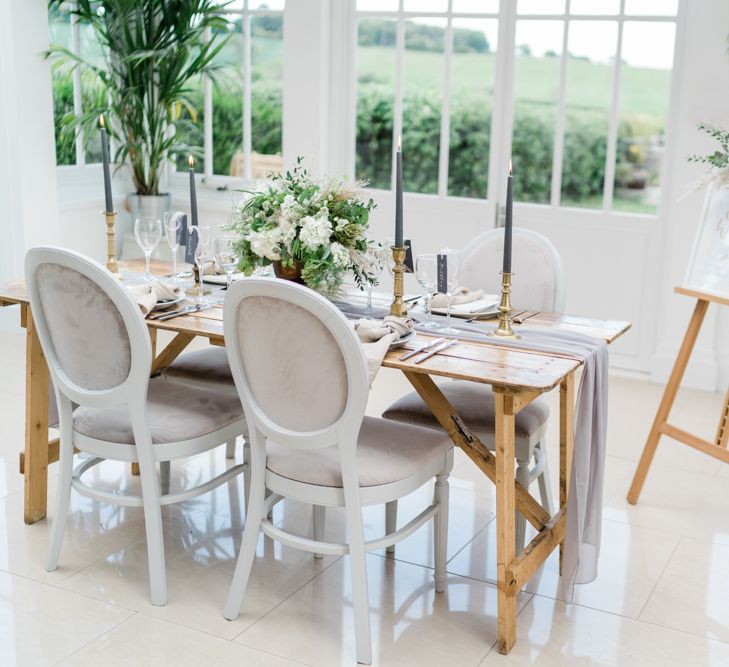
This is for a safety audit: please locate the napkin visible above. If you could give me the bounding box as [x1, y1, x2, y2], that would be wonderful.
[354, 315, 414, 384]
[126, 281, 183, 317]
[431, 286, 484, 308]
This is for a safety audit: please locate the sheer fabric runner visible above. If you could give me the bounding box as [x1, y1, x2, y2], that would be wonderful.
[336, 302, 608, 600]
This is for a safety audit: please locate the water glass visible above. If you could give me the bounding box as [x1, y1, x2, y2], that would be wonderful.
[191, 225, 211, 305]
[364, 244, 386, 310]
[415, 253, 439, 328]
[134, 218, 162, 281]
[214, 235, 240, 289]
[438, 248, 461, 335]
[164, 212, 183, 282]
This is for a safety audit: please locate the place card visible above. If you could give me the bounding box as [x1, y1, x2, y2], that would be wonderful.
[437, 253, 447, 293]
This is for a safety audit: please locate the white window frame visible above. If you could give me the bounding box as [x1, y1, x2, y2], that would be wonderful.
[168, 1, 285, 191]
[346, 0, 681, 219]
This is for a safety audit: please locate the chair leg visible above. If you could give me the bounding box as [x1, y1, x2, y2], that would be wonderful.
[242, 441, 251, 511]
[225, 438, 236, 459]
[224, 454, 266, 621]
[433, 473, 449, 593]
[535, 442, 554, 515]
[313, 505, 325, 559]
[515, 457, 530, 552]
[137, 455, 167, 606]
[385, 500, 397, 555]
[46, 435, 74, 571]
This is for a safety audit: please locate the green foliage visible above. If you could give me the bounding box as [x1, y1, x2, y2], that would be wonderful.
[689, 122, 729, 169]
[46, 0, 234, 195]
[358, 18, 490, 54]
[52, 70, 76, 165]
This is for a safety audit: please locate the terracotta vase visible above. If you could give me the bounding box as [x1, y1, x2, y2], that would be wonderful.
[272, 260, 305, 284]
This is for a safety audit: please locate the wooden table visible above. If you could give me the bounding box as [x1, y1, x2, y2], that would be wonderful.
[0, 265, 629, 654]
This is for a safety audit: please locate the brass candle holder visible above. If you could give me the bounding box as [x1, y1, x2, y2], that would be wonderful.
[103, 210, 119, 274]
[488, 271, 520, 339]
[389, 245, 408, 317]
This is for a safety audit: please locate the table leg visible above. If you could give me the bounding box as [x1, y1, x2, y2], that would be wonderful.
[627, 298, 708, 504]
[23, 305, 50, 524]
[559, 373, 575, 575]
[494, 388, 517, 654]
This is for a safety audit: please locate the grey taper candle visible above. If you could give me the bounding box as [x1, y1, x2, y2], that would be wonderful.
[395, 136, 403, 247]
[99, 115, 113, 213]
[188, 155, 199, 228]
[503, 160, 513, 274]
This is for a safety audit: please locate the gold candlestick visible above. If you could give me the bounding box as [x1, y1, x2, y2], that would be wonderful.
[104, 210, 118, 274]
[390, 246, 407, 317]
[488, 271, 520, 339]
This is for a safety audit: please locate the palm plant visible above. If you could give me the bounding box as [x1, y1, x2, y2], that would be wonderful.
[46, 0, 232, 195]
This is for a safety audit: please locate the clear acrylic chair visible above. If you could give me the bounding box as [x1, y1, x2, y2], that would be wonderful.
[221, 277, 454, 665]
[26, 247, 248, 605]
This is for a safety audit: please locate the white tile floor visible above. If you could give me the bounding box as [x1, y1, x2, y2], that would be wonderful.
[1, 326, 729, 666]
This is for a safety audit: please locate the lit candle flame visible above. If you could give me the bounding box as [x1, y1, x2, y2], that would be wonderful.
[509, 159, 512, 175]
[397, 135, 401, 152]
[188, 155, 194, 168]
[99, 114, 105, 128]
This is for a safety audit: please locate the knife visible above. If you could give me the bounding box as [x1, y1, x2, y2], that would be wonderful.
[413, 339, 458, 364]
[399, 336, 445, 361]
[154, 304, 209, 321]
[147, 304, 194, 320]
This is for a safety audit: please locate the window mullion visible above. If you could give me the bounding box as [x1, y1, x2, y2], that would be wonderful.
[243, 12, 253, 180]
[550, 9, 570, 208]
[70, 11, 84, 166]
[391, 8, 405, 192]
[602, 1, 626, 212]
[437, 12, 453, 198]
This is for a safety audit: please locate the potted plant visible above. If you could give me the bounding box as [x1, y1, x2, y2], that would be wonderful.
[46, 0, 232, 227]
[227, 160, 381, 294]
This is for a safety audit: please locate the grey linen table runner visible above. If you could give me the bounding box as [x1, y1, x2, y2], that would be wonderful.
[336, 302, 608, 601]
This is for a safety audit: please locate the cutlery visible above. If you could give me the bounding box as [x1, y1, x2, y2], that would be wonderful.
[513, 310, 539, 324]
[465, 307, 503, 323]
[147, 305, 194, 320]
[154, 304, 210, 321]
[413, 339, 458, 364]
[403, 294, 424, 304]
[399, 337, 445, 361]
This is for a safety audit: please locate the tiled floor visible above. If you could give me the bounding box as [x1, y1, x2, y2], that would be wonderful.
[1, 326, 729, 666]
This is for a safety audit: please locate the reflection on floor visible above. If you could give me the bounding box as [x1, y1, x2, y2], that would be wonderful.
[1, 329, 728, 666]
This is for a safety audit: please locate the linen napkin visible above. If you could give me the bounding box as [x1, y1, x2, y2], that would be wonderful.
[126, 281, 183, 317]
[354, 315, 413, 384]
[431, 286, 484, 308]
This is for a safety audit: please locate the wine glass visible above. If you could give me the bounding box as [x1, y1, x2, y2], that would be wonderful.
[364, 243, 385, 310]
[191, 225, 211, 305]
[415, 253, 438, 328]
[134, 218, 162, 282]
[164, 212, 183, 282]
[214, 235, 240, 289]
[438, 248, 461, 335]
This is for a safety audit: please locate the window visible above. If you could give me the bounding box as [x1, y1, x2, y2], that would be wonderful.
[513, 0, 677, 214]
[174, 1, 285, 179]
[354, 0, 499, 197]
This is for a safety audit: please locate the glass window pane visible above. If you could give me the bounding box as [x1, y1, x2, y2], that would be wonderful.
[356, 0, 399, 10]
[403, 17, 446, 194]
[560, 21, 617, 209]
[174, 75, 205, 174]
[79, 20, 105, 164]
[403, 0, 449, 12]
[48, 7, 75, 166]
[213, 15, 243, 176]
[355, 17, 396, 189]
[452, 0, 499, 13]
[517, 0, 566, 15]
[251, 11, 284, 175]
[570, 0, 620, 14]
[624, 0, 678, 16]
[448, 18, 498, 198]
[613, 21, 675, 214]
[511, 20, 563, 204]
[250, 0, 285, 10]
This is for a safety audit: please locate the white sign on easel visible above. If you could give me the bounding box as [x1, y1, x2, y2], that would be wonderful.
[684, 186, 729, 296]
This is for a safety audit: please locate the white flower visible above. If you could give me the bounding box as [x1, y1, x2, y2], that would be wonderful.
[299, 214, 332, 250]
[330, 242, 349, 269]
[248, 228, 281, 261]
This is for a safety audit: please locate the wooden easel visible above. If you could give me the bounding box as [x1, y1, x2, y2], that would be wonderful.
[627, 286, 729, 504]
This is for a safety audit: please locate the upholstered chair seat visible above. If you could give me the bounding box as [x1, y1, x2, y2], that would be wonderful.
[382, 382, 549, 460]
[161, 348, 233, 387]
[73, 376, 243, 445]
[267, 416, 452, 488]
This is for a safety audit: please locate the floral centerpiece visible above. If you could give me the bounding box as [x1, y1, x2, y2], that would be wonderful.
[227, 160, 380, 294]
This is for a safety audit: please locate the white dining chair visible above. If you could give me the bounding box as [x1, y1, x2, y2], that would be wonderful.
[383, 227, 564, 549]
[26, 247, 248, 606]
[221, 278, 454, 665]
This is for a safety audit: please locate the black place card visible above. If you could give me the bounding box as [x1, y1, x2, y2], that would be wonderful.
[437, 253, 448, 293]
[404, 239, 414, 273]
[184, 214, 197, 264]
